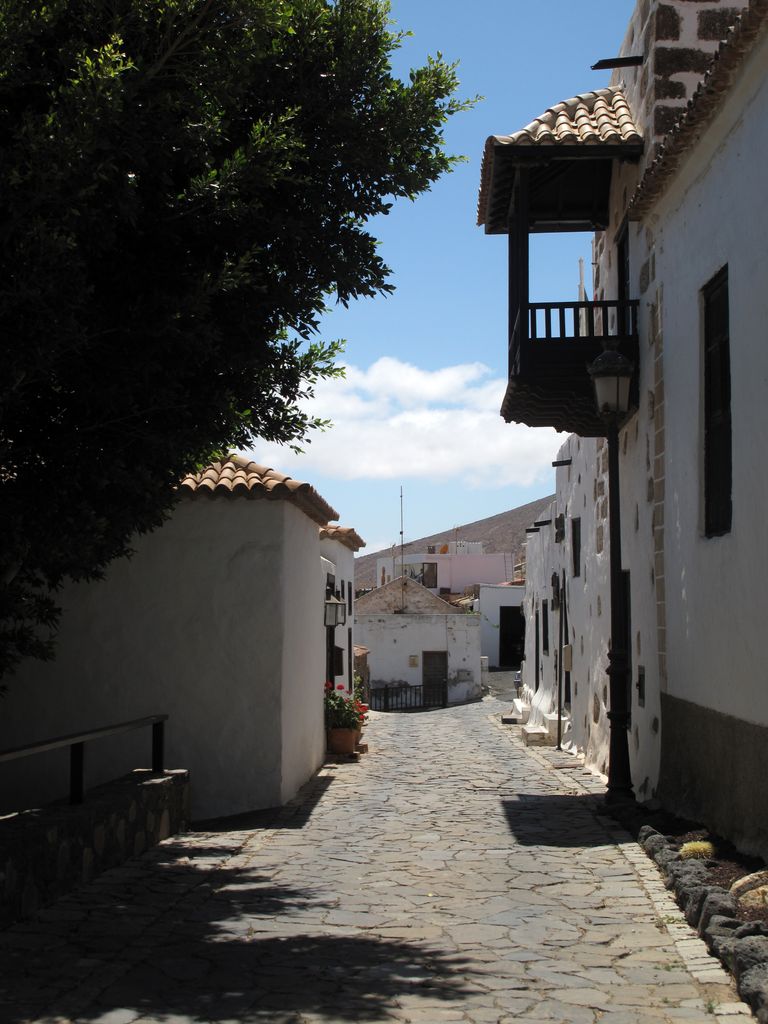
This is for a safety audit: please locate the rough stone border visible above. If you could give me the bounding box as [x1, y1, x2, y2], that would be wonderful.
[638, 825, 768, 1022]
[0, 768, 189, 927]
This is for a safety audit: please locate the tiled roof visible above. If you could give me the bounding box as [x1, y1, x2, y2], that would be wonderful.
[496, 87, 640, 147]
[631, 0, 768, 218]
[478, 87, 642, 227]
[319, 525, 366, 552]
[180, 454, 338, 526]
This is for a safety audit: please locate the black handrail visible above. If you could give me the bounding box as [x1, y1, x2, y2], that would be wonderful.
[0, 714, 168, 805]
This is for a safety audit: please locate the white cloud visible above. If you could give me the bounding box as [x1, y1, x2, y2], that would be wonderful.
[248, 357, 565, 488]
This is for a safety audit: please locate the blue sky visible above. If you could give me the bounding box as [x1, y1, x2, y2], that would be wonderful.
[250, 0, 636, 553]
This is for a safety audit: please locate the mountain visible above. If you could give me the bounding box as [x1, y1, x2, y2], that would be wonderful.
[354, 494, 555, 591]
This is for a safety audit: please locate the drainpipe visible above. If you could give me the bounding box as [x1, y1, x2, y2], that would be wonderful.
[557, 569, 564, 751]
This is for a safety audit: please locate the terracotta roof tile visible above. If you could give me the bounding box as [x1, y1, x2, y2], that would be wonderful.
[180, 454, 338, 526]
[319, 525, 366, 552]
[499, 87, 642, 147]
[631, 0, 768, 218]
[478, 87, 642, 227]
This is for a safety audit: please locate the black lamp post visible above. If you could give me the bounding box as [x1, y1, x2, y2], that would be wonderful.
[588, 347, 635, 804]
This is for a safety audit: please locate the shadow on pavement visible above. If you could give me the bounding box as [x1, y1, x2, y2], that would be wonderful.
[0, 817, 476, 1024]
[502, 792, 619, 847]
[194, 774, 334, 833]
[70, 934, 475, 1023]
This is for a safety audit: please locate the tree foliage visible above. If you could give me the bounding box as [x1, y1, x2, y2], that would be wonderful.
[0, 0, 471, 680]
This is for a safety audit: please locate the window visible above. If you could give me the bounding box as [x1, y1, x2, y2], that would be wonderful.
[422, 562, 438, 589]
[333, 645, 344, 677]
[554, 513, 565, 543]
[703, 266, 731, 536]
[403, 561, 437, 587]
[542, 600, 549, 655]
[571, 517, 581, 577]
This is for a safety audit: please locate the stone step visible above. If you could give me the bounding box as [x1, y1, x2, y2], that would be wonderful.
[543, 711, 570, 742]
[521, 724, 554, 747]
[324, 750, 361, 763]
[501, 697, 530, 726]
[512, 698, 530, 724]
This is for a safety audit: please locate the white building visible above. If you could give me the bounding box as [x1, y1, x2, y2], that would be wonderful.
[377, 541, 514, 596]
[0, 456, 355, 821]
[320, 525, 366, 690]
[355, 577, 482, 706]
[479, 0, 768, 853]
[475, 583, 526, 669]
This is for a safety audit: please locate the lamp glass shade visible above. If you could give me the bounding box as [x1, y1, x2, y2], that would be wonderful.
[324, 599, 342, 627]
[593, 372, 631, 414]
[588, 347, 634, 415]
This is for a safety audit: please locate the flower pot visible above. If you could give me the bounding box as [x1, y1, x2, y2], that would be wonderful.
[327, 728, 357, 755]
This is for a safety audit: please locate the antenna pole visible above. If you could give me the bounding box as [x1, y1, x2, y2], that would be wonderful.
[400, 486, 405, 611]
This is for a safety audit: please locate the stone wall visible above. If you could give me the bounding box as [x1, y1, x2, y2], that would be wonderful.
[356, 576, 459, 614]
[0, 768, 189, 927]
[658, 695, 768, 860]
[614, 0, 746, 163]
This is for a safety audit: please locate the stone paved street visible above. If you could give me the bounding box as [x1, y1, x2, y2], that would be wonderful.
[0, 699, 755, 1024]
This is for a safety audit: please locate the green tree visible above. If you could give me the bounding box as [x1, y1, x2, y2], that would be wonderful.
[0, 0, 471, 681]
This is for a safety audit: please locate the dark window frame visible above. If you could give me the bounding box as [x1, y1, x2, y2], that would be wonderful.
[542, 600, 549, 655]
[571, 517, 582, 577]
[422, 561, 438, 589]
[702, 266, 732, 537]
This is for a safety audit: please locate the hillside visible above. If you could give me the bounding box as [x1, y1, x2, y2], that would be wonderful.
[354, 494, 555, 590]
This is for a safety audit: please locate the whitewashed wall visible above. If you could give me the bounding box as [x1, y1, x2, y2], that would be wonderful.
[320, 536, 356, 690]
[0, 499, 327, 820]
[637, 28, 768, 727]
[522, 442, 613, 771]
[280, 512, 329, 806]
[476, 584, 525, 666]
[355, 612, 482, 704]
[521, 432, 662, 794]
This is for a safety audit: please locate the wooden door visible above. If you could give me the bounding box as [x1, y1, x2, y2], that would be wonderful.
[422, 651, 448, 707]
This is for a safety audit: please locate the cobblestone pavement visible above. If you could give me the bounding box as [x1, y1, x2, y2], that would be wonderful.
[0, 699, 754, 1024]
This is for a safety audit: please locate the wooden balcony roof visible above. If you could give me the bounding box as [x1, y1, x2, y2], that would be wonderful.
[478, 87, 643, 235]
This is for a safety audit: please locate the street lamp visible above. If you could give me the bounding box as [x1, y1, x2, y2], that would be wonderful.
[324, 594, 347, 627]
[588, 345, 635, 804]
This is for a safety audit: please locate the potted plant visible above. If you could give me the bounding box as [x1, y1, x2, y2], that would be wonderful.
[325, 683, 368, 754]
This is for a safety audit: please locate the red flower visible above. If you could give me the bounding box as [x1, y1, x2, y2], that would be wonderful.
[324, 681, 333, 691]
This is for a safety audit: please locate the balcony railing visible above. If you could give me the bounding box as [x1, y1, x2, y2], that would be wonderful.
[509, 299, 638, 376]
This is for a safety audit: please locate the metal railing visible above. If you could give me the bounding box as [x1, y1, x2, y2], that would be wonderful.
[0, 714, 168, 805]
[370, 683, 448, 712]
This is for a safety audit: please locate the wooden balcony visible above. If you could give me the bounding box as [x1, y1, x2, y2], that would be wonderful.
[502, 298, 639, 436]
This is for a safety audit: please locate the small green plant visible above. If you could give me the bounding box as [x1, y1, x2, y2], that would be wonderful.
[704, 997, 717, 1015]
[680, 840, 716, 860]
